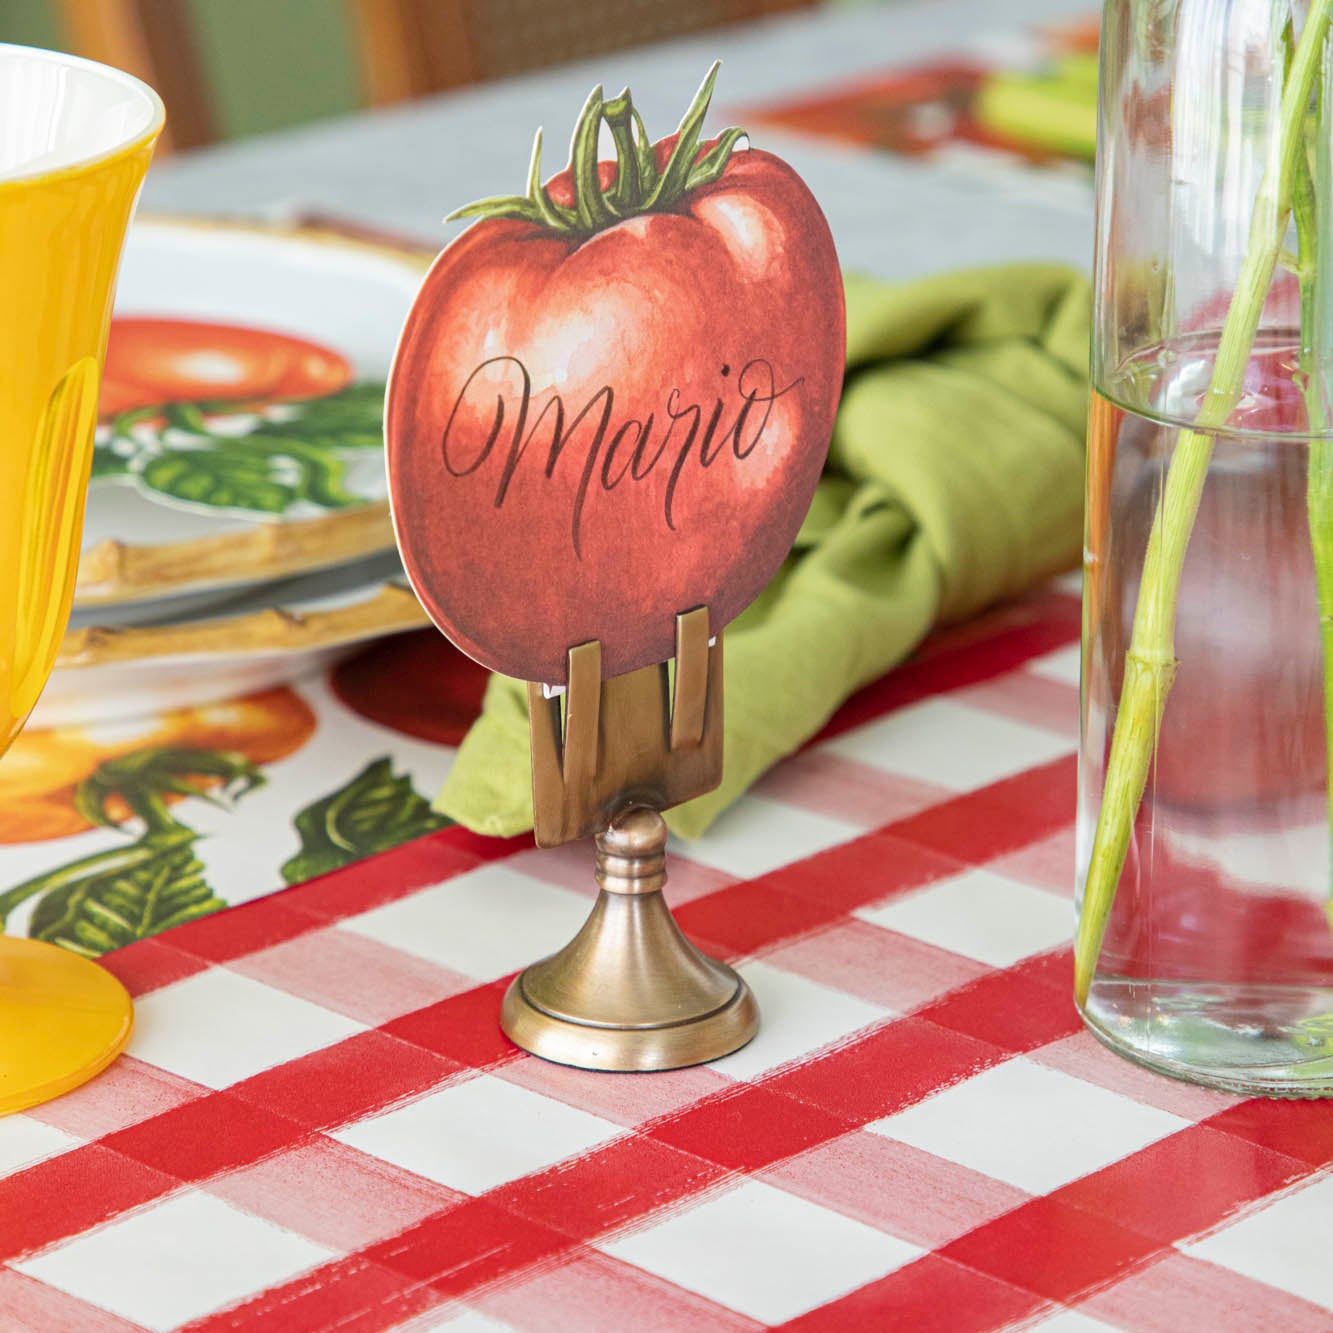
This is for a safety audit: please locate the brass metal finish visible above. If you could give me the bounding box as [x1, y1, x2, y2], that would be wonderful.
[527, 607, 722, 847]
[509, 608, 756, 1071]
[501, 807, 757, 1071]
[670, 608, 710, 749]
[562, 639, 602, 792]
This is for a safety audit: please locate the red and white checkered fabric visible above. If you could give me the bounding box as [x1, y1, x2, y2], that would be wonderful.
[4, 582, 1331, 1333]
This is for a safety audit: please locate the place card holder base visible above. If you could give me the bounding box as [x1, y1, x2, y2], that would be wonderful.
[500, 607, 758, 1071]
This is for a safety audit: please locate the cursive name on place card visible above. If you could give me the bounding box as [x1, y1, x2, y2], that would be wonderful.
[439, 356, 804, 556]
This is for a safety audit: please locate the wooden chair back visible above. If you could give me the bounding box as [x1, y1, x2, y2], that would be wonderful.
[55, 0, 215, 153]
[53, 0, 817, 149]
[354, 0, 816, 105]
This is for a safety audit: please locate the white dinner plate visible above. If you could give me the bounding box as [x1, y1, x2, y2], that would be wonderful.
[73, 215, 432, 610]
[40, 550, 430, 728]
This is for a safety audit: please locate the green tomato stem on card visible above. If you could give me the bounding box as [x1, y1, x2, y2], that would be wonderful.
[447, 63, 747, 237]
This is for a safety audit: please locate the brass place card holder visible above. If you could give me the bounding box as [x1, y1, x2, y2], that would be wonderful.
[386, 67, 843, 1073]
[500, 606, 758, 1071]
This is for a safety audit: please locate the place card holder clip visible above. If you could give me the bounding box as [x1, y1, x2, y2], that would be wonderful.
[500, 606, 758, 1071]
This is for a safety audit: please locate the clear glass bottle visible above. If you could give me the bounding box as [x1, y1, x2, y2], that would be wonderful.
[1080, 0, 1333, 1094]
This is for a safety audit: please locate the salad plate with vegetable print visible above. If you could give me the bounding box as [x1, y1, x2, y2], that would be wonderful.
[40, 549, 430, 728]
[74, 216, 432, 612]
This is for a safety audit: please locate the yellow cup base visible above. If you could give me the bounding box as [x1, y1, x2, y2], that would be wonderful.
[0, 936, 134, 1116]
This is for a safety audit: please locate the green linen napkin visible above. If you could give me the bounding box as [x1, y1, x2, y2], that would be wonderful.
[437, 263, 1091, 840]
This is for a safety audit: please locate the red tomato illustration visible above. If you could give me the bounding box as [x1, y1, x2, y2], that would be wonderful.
[99, 318, 353, 416]
[387, 70, 845, 683]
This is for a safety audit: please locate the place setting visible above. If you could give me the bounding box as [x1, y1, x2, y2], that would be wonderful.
[2, 3, 1332, 1331]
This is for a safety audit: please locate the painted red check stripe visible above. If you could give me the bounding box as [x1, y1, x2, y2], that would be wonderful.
[766, 979, 1333, 1325]
[1202, 1097, 1333, 1165]
[0, 1097, 325, 1266]
[13, 582, 1325, 1333]
[102, 1092, 309, 1183]
[471, 1250, 767, 1333]
[0, 747, 1079, 1272]
[889, 754, 1077, 866]
[647, 1082, 857, 1172]
[489, 1136, 727, 1237]
[775, 1255, 1045, 1333]
[0, 1144, 176, 1263]
[1051, 1124, 1310, 1244]
[676, 756, 1076, 968]
[165, 980, 1068, 1331]
[675, 879, 841, 959]
[228, 1030, 465, 1132]
[20, 991, 1330, 1333]
[159, 899, 328, 966]
[100, 937, 212, 998]
[176, 989, 1333, 1333]
[720, 829, 965, 921]
[100, 824, 528, 1000]
[814, 589, 1081, 743]
[179, 1256, 441, 1333]
[1085, 1250, 1333, 1333]
[942, 1196, 1165, 1308]
[0, 1266, 154, 1333]
[813, 1099, 1333, 1327]
[184, 1202, 579, 1333]
[380, 978, 524, 1070]
[0, 984, 513, 1262]
[764, 1015, 1005, 1123]
[131, 993, 1002, 1330]
[255, 825, 528, 925]
[917, 950, 1083, 1054]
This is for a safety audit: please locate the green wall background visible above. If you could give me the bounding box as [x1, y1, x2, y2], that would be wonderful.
[1, 0, 59, 49]
[0, 0, 363, 140]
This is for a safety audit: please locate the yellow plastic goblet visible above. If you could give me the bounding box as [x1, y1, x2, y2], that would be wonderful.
[0, 45, 163, 1114]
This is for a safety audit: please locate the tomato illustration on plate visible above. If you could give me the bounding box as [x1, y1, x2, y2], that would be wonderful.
[92, 318, 385, 516]
[99, 318, 353, 417]
[387, 65, 845, 683]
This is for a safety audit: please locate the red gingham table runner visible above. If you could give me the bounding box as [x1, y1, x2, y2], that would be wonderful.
[4, 581, 1332, 1333]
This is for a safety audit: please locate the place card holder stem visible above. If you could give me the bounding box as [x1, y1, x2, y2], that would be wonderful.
[500, 607, 758, 1071]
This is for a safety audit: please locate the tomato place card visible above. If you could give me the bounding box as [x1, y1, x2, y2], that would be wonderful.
[386, 64, 845, 686]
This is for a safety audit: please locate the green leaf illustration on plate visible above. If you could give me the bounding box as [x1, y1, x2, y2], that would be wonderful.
[95, 380, 386, 518]
[138, 448, 299, 513]
[89, 443, 131, 480]
[0, 747, 262, 957]
[282, 757, 450, 884]
[253, 381, 386, 449]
